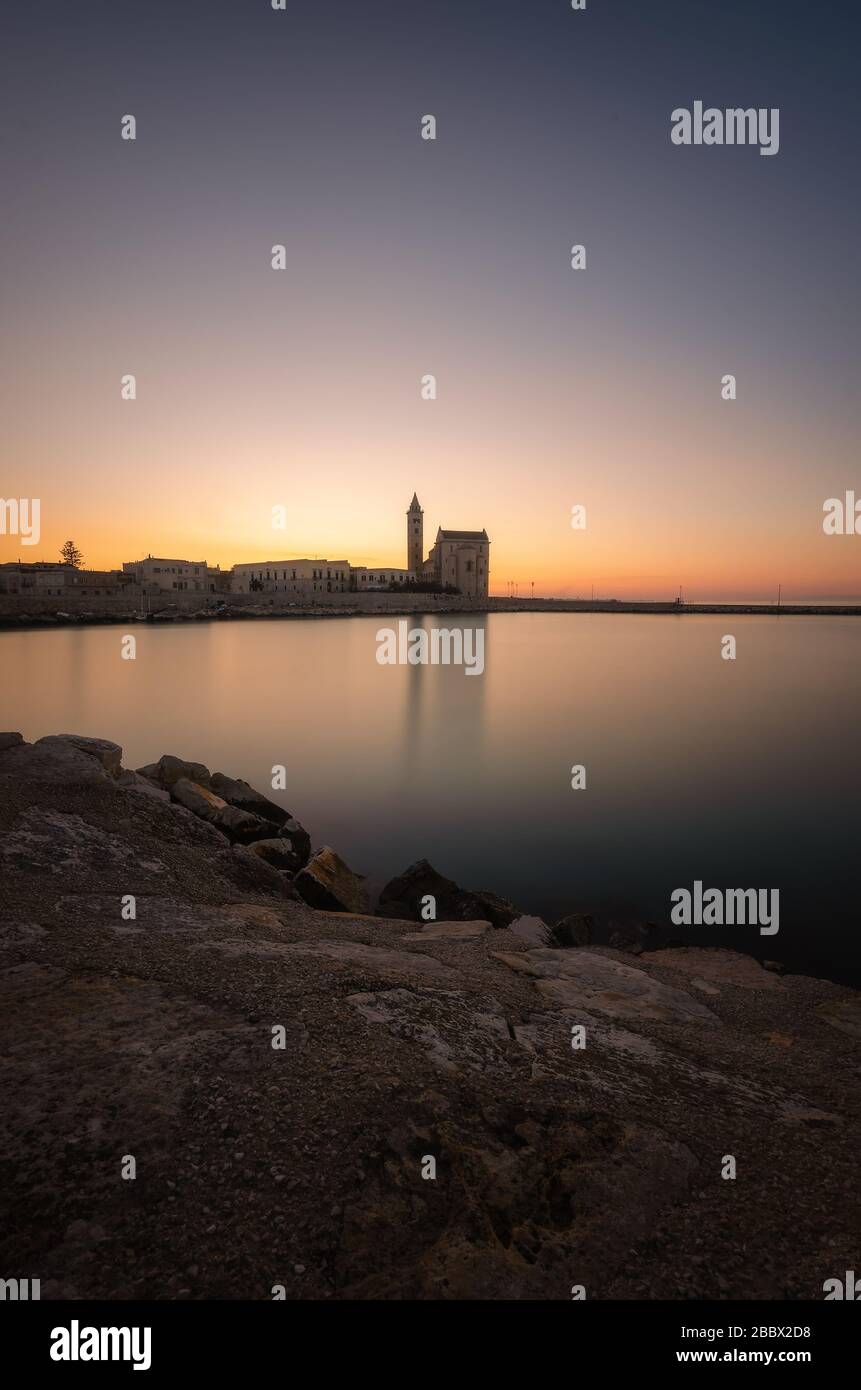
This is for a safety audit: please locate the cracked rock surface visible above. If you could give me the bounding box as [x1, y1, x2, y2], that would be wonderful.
[0, 735, 858, 1300]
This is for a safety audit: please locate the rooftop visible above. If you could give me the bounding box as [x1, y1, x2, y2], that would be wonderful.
[436, 528, 489, 542]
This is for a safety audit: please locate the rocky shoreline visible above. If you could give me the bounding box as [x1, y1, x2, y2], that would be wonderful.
[1, 732, 858, 1299]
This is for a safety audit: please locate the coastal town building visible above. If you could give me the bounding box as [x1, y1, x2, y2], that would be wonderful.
[207, 565, 231, 594]
[228, 497, 489, 597]
[122, 557, 210, 594]
[0, 562, 71, 597]
[351, 567, 415, 590]
[231, 560, 351, 595]
[16, 495, 490, 607]
[0, 562, 134, 598]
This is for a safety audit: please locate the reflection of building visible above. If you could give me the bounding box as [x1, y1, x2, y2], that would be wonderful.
[409, 494, 490, 597]
[231, 560, 350, 595]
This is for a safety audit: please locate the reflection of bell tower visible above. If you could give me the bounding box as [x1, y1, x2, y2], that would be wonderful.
[407, 493, 423, 573]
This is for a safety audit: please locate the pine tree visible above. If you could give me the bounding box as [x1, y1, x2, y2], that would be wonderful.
[59, 540, 84, 569]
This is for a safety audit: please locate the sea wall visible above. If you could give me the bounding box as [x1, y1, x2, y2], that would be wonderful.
[2, 589, 860, 626]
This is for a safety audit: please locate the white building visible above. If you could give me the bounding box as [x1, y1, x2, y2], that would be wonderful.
[122, 556, 209, 593]
[351, 566, 415, 590]
[231, 559, 351, 595]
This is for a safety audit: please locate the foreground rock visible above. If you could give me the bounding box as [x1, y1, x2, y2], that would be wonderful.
[247, 837, 303, 872]
[295, 845, 368, 913]
[210, 773, 290, 830]
[36, 734, 123, 776]
[491, 948, 721, 1025]
[134, 756, 311, 858]
[0, 732, 859, 1301]
[550, 912, 594, 947]
[138, 753, 212, 789]
[170, 778, 275, 845]
[377, 858, 519, 928]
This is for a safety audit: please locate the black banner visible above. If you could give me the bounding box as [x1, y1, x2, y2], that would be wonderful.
[1, 1299, 855, 1376]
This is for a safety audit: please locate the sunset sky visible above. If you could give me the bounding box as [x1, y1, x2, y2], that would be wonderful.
[2, 0, 859, 599]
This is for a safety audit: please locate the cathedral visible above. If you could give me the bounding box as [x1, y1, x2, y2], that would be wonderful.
[407, 494, 490, 597]
[231, 494, 490, 597]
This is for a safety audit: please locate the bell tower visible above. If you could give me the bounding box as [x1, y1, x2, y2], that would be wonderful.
[407, 493, 423, 574]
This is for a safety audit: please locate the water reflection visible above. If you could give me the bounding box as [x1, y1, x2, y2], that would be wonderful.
[1, 613, 859, 977]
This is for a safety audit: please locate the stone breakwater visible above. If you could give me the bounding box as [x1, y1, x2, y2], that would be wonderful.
[0, 731, 859, 1300]
[3, 594, 861, 629]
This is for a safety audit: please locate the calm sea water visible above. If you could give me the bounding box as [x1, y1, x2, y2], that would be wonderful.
[2, 613, 859, 979]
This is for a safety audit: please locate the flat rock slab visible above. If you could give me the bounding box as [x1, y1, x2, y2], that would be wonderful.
[1, 809, 167, 877]
[402, 920, 491, 941]
[653, 947, 785, 992]
[346, 987, 512, 1075]
[194, 937, 458, 983]
[816, 998, 861, 1040]
[491, 949, 720, 1026]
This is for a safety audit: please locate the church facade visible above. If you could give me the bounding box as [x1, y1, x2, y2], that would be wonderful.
[408, 494, 490, 598]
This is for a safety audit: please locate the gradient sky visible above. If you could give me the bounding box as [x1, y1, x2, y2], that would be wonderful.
[1, 0, 859, 598]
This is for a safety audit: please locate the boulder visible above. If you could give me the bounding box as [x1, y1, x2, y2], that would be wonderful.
[451, 887, 519, 930]
[149, 754, 212, 789]
[550, 913, 594, 948]
[35, 734, 122, 776]
[377, 860, 519, 928]
[376, 859, 460, 920]
[135, 754, 213, 789]
[116, 769, 171, 802]
[295, 846, 368, 913]
[0, 737, 112, 784]
[168, 779, 273, 844]
[210, 772, 289, 827]
[135, 762, 163, 784]
[170, 778, 227, 821]
[248, 837, 305, 873]
[608, 922, 660, 956]
[214, 845, 300, 899]
[278, 816, 312, 867]
[508, 915, 551, 945]
[216, 805, 275, 845]
[0, 732, 24, 752]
